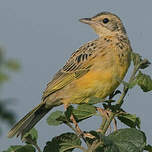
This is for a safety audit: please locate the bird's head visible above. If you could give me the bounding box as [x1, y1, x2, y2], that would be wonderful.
[79, 12, 126, 37]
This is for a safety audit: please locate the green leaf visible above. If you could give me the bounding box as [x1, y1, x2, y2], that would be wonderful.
[144, 145, 152, 152]
[128, 79, 138, 89]
[15, 145, 35, 152]
[23, 128, 38, 144]
[136, 71, 152, 92]
[64, 105, 74, 121]
[86, 129, 146, 152]
[3, 145, 22, 152]
[139, 59, 151, 69]
[43, 132, 81, 152]
[0, 72, 9, 83]
[0, 101, 16, 125]
[131, 52, 151, 69]
[0, 47, 5, 65]
[43, 141, 59, 152]
[107, 128, 146, 152]
[117, 113, 141, 128]
[47, 110, 64, 126]
[86, 131, 119, 152]
[3, 145, 35, 152]
[5, 59, 20, 71]
[47, 104, 97, 126]
[64, 104, 97, 122]
[131, 52, 142, 66]
[88, 97, 103, 105]
[72, 104, 97, 122]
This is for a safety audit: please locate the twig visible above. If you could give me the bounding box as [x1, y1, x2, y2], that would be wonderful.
[113, 118, 117, 131]
[99, 116, 107, 132]
[97, 107, 108, 132]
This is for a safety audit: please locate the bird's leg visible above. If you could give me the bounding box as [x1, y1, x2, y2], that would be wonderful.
[97, 107, 110, 119]
[70, 111, 95, 139]
[64, 104, 95, 139]
[64, 104, 83, 136]
[97, 107, 111, 133]
[97, 107, 118, 133]
[70, 114, 84, 136]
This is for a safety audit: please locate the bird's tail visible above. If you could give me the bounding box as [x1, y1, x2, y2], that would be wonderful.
[7, 102, 51, 138]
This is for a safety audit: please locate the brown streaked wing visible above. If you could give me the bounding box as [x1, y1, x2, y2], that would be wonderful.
[42, 40, 98, 100]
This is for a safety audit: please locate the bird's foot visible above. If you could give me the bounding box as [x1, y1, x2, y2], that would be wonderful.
[97, 107, 111, 119]
[70, 114, 95, 139]
[97, 107, 117, 133]
[70, 114, 83, 135]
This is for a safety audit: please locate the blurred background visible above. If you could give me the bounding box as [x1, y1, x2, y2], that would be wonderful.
[0, 0, 152, 151]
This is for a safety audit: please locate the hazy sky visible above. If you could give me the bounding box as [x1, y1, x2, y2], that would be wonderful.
[0, 0, 152, 151]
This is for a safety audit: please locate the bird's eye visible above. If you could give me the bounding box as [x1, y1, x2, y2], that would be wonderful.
[103, 18, 109, 24]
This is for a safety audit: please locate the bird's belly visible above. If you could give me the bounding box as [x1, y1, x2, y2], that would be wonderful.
[76, 68, 119, 98]
[61, 64, 127, 105]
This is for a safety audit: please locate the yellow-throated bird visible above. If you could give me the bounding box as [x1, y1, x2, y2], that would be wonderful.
[8, 12, 132, 138]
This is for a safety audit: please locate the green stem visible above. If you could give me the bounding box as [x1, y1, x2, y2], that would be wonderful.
[25, 137, 42, 152]
[100, 116, 107, 131]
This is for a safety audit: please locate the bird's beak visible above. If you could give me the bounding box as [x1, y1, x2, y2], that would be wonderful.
[79, 18, 94, 25]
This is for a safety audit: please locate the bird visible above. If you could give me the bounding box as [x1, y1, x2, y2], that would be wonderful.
[8, 12, 132, 138]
